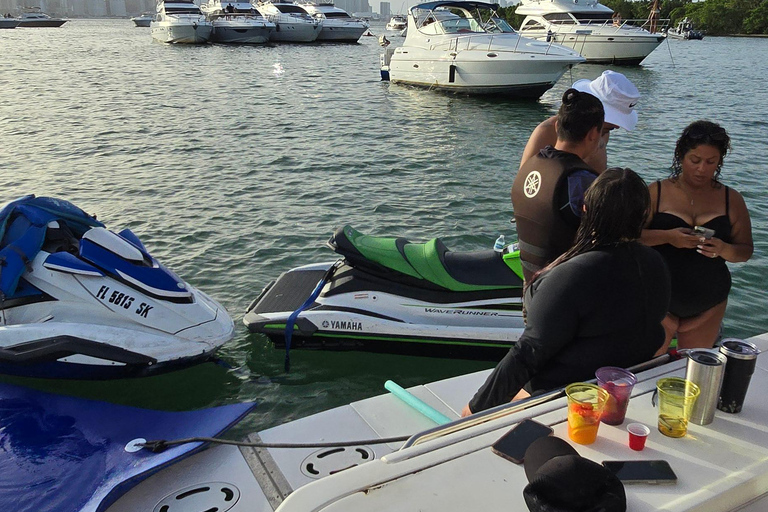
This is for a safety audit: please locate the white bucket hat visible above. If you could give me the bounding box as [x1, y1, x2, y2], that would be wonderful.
[572, 70, 640, 131]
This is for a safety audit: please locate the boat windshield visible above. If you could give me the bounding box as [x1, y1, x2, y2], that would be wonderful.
[165, 6, 202, 14]
[413, 5, 503, 34]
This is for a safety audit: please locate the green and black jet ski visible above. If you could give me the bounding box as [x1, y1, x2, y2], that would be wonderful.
[243, 225, 525, 360]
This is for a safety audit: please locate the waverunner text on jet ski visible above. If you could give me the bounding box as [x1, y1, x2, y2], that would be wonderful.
[0, 195, 234, 379]
[243, 225, 525, 360]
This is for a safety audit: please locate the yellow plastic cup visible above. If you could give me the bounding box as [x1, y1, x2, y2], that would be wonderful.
[565, 383, 609, 445]
[655, 377, 700, 438]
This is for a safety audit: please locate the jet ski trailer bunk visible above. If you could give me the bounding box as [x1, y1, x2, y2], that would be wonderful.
[0, 195, 235, 379]
[243, 225, 526, 360]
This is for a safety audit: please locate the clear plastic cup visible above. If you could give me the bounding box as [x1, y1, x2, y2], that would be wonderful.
[655, 377, 700, 438]
[627, 423, 650, 451]
[565, 383, 609, 445]
[596, 367, 637, 425]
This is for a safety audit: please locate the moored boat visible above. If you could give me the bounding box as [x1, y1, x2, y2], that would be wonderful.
[151, 0, 213, 43]
[515, 0, 668, 64]
[380, 1, 585, 98]
[298, 0, 369, 42]
[386, 13, 406, 31]
[665, 17, 704, 40]
[201, 0, 275, 44]
[254, 1, 322, 42]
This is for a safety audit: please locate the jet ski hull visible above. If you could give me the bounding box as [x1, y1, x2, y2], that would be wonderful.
[243, 262, 524, 360]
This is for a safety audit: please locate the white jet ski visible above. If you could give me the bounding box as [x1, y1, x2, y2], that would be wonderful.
[0, 195, 234, 379]
[243, 225, 525, 361]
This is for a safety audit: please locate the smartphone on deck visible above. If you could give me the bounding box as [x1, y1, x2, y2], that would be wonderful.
[693, 226, 715, 239]
[491, 419, 553, 464]
[601, 460, 678, 485]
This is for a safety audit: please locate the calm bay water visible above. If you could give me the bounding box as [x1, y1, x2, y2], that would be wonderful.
[1, 20, 766, 437]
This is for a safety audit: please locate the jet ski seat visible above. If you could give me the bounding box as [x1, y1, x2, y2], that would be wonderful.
[328, 225, 523, 292]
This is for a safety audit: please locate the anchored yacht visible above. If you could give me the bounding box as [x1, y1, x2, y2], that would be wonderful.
[151, 0, 213, 43]
[515, 0, 667, 64]
[201, 0, 275, 43]
[16, 7, 67, 27]
[299, 0, 369, 42]
[381, 1, 584, 98]
[254, 1, 322, 42]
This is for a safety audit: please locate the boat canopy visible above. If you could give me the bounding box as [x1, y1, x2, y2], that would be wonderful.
[411, 1, 501, 12]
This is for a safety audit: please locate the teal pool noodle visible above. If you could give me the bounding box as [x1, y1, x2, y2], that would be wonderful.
[384, 380, 452, 425]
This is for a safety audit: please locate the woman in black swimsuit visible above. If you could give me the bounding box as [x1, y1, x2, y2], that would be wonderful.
[642, 121, 753, 354]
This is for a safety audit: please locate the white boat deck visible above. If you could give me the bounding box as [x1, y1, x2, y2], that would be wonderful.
[107, 333, 768, 512]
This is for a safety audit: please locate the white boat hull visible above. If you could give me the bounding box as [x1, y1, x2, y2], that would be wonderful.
[388, 44, 581, 96]
[270, 21, 321, 42]
[211, 19, 274, 43]
[151, 21, 213, 43]
[132, 18, 152, 27]
[522, 30, 665, 64]
[316, 22, 367, 42]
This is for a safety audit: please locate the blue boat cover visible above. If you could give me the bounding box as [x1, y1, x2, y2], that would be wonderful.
[0, 382, 257, 512]
[0, 195, 103, 298]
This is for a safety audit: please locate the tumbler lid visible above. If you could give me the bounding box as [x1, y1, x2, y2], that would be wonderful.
[719, 339, 759, 360]
[687, 350, 726, 366]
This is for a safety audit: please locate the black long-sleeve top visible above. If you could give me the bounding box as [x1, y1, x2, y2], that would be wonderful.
[468, 242, 670, 413]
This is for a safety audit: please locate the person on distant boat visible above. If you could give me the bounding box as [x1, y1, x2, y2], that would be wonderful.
[511, 89, 604, 282]
[612, 12, 622, 27]
[462, 168, 670, 415]
[519, 71, 640, 174]
[641, 121, 753, 355]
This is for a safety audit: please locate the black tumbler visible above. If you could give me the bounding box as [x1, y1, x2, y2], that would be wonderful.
[717, 339, 759, 414]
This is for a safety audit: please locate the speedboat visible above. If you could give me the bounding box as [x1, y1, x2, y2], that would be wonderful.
[100, 333, 768, 512]
[515, 0, 667, 64]
[254, 1, 322, 42]
[201, 0, 275, 44]
[16, 7, 67, 27]
[151, 0, 213, 44]
[131, 12, 154, 27]
[298, 0, 369, 42]
[380, 1, 585, 98]
[0, 16, 20, 28]
[665, 17, 703, 40]
[386, 13, 407, 30]
[0, 195, 235, 379]
[243, 225, 526, 361]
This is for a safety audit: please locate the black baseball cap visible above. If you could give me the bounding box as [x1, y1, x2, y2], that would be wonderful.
[522, 437, 626, 512]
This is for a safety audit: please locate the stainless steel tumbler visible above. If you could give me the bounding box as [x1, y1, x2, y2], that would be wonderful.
[685, 349, 727, 425]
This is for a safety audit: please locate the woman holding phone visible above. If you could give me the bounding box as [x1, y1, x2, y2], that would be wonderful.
[641, 120, 753, 354]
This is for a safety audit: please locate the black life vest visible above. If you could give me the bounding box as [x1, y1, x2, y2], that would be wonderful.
[511, 147, 597, 281]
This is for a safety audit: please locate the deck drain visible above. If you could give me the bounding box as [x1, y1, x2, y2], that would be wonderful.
[301, 446, 375, 479]
[153, 482, 240, 512]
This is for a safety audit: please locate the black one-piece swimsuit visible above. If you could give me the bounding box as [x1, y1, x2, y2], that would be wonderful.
[647, 181, 732, 319]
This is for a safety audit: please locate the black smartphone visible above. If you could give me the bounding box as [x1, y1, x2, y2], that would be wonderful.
[491, 419, 553, 464]
[601, 460, 678, 485]
[693, 226, 715, 239]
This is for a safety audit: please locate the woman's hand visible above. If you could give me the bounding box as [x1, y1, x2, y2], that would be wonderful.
[667, 227, 700, 249]
[696, 237, 726, 259]
[461, 404, 473, 417]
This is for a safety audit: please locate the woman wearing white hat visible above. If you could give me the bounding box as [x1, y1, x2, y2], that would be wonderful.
[519, 70, 640, 173]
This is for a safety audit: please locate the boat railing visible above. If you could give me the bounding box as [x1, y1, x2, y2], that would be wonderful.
[399, 352, 680, 451]
[442, 33, 572, 56]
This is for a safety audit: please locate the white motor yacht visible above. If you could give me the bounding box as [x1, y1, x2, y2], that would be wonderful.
[16, 7, 67, 27]
[254, 1, 322, 42]
[386, 14, 407, 31]
[151, 0, 213, 44]
[201, 0, 275, 43]
[99, 333, 768, 512]
[298, 0, 369, 42]
[381, 1, 584, 98]
[131, 12, 154, 27]
[515, 0, 667, 65]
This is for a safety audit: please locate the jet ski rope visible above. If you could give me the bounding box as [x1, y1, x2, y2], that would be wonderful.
[283, 259, 343, 372]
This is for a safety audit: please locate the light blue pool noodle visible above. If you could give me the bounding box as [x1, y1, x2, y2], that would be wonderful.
[384, 380, 452, 425]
